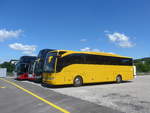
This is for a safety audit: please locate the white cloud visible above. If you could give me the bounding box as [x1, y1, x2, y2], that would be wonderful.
[0, 29, 23, 42]
[9, 43, 36, 56]
[80, 47, 100, 52]
[22, 51, 36, 56]
[80, 47, 91, 51]
[106, 32, 135, 48]
[80, 39, 87, 42]
[80, 47, 116, 55]
[9, 43, 36, 51]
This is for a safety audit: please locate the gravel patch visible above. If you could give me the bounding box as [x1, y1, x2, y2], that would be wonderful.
[50, 76, 150, 113]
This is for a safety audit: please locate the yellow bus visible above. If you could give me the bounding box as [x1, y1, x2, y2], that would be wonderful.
[43, 50, 134, 86]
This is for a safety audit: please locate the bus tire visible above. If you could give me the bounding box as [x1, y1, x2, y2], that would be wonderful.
[116, 75, 122, 83]
[73, 76, 83, 87]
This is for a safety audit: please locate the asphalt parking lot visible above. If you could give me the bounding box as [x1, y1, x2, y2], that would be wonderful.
[0, 77, 121, 113]
[0, 76, 150, 113]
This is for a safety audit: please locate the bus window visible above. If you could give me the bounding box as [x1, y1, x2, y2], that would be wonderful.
[44, 53, 57, 73]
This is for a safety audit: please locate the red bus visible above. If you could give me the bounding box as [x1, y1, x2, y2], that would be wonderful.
[15, 56, 36, 80]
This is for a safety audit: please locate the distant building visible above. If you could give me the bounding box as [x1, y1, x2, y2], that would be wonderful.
[10, 60, 19, 65]
[0, 68, 7, 77]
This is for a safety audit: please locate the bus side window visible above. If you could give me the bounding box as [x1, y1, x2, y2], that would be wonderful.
[71, 54, 85, 64]
[121, 58, 133, 66]
[60, 54, 85, 67]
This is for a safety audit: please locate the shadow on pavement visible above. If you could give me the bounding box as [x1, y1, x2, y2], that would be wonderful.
[41, 81, 133, 89]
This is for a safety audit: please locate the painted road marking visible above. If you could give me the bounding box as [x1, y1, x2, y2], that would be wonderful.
[0, 86, 6, 88]
[0, 78, 70, 113]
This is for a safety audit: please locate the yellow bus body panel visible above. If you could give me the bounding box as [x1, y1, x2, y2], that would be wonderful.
[43, 64, 134, 85]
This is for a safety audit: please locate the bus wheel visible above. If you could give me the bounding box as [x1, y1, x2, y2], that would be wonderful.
[73, 76, 83, 87]
[116, 75, 122, 83]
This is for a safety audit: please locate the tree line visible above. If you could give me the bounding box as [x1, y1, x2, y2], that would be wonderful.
[0, 62, 15, 73]
[134, 57, 150, 73]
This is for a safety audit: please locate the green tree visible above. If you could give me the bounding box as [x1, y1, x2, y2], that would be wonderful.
[0, 62, 15, 73]
[135, 62, 150, 72]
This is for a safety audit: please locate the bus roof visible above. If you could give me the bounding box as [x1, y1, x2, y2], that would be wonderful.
[38, 49, 55, 58]
[19, 56, 37, 63]
[48, 50, 132, 59]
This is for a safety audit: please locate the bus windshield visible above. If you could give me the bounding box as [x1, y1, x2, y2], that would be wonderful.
[16, 63, 29, 75]
[20, 56, 36, 63]
[34, 60, 43, 74]
[44, 52, 57, 73]
[28, 62, 35, 74]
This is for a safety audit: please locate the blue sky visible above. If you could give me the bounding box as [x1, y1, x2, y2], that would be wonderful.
[0, 0, 150, 62]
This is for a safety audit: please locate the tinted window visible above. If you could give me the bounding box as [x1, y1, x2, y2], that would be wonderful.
[38, 49, 55, 59]
[44, 53, 57, 73]
[120, 58, 133, 65]
[56, 54, 85, 72]
[56, 53, 133, 72]
[28, 62, 35, 74]
[84, 54, 133, 66]
[61, 54, 85, 66]
[84, 54, 104, 64]
[34, 61, 43, 74]
[16, 63, 29, 74]
[20, 56, 36, 63]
